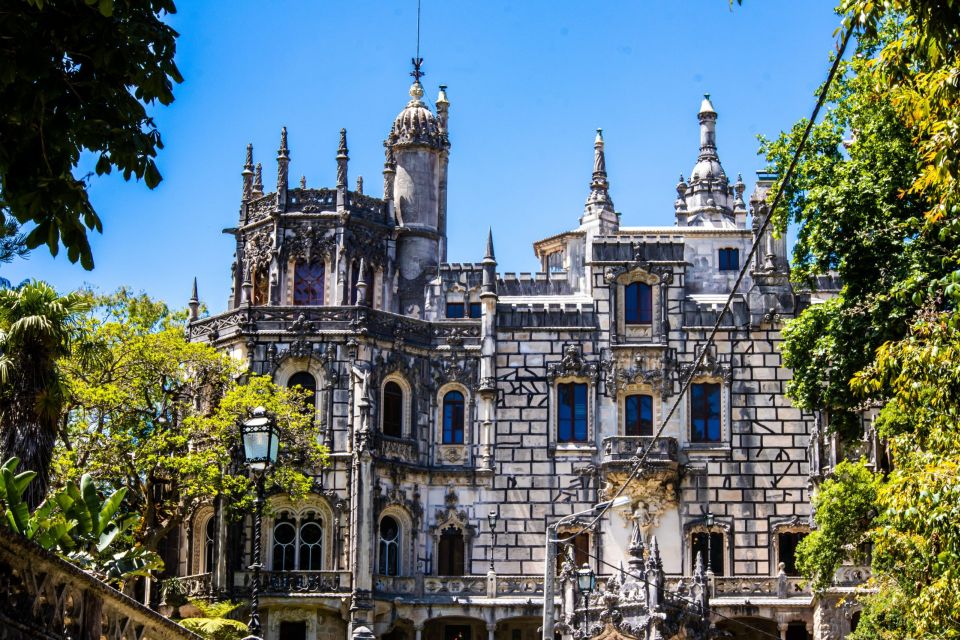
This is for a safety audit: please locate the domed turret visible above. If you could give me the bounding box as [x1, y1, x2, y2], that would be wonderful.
[388, 82, 444, 149]
[675, 94, 738, 228]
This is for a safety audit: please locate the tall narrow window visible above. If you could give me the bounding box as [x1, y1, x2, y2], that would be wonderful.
[253, 267, 269, 305]
[468, 302, 482, 318]
[287, 372, 317, 416]
[437, 526, 465, 576]
[293, 261, 325, 305]
[624, 282, 653, 324]
[557, 532, 590, 573]
[557, 382, 588, 443]
[624, 394, 653, 436]
[378, 516, 401, 576]
[442, 391, 465, 444]
[718, 248, 739, 272]
[692, 532, 724, 576]
[272, 514, 297, 571]
[690, 383, 721, 443]
[777, 532, 807, 576]
[204, 516, 216, 573]
[298, 514, 324, 570]
[382, 381, 404, 438]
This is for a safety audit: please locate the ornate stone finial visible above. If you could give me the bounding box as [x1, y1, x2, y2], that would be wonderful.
[437, 84, 449, 106]
[485, 227, 495, 261]
[188, 277, 199, 321]
[299, 175, 306, 189]
[676, 173, 687, 197]
[436, 84, 450, 133]
[382, 145, 396, 202]
[276, 126, 290, 197]
[408, 80, 425, 104]
[252, 162, 263, 197]
[356, 175, 364, 195]
[585, 128, 614, 211]
[241, 143, 254, 201]
[694, 551, 704, 578]
[734, 173, 746, 198]
[336, 128, 349, 189]
[697, 94, 718, 160]
[241, 263, 253, 304]
[647, 535, 662, 570]
[355, 258, 369, 307]
[481, 228, 497, 298]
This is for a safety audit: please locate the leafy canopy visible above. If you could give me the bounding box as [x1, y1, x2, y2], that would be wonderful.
[0, 0, 182, 269]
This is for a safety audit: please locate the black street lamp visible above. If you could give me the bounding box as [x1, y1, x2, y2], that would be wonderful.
[487, 510, 498, 571]
[240, 407, 280, 640]
[576, 563, 596, 637]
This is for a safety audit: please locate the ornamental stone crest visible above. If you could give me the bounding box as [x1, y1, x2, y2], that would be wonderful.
[548, 344, 600, 381]
[281, 224, 336, 264]
[676, 343, 731, 383]
[604, 353, 668, 398]
[431, 354, 478, 388]
[430, 487, 476, 541]
[243, 226, 275, 270]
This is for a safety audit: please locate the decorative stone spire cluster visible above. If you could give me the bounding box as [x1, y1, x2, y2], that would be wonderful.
[276, 127, 289, 211]
[241, 143, 254, 201]
[336, 128, 349, 189]
[676, 94, 741, 228]
[386, 66, 446, 150]
[252, 162, 263, 198]
[585, 128, 614, 211]
[188, 277, 199, 321]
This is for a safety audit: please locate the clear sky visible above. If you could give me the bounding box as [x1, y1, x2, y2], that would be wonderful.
[3, 1, 841, 311]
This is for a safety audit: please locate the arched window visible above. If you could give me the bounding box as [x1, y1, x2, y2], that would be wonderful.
[253, 266, 269, 305]
[272, 514, 297, 571]
[287, 371, 317, 415]
[378, 516, 401, 576]
[442, 391, 465, 444]
[624, 394, 653, 436]
[204, 516, 216, 573]
[272, 511, 326, 571]
[382, 381, 404, 438]
[624, 282, 653, 325]
[298, 514, 324, 570]
[437, 526, 465, 576]
[293, 261, 325, 305]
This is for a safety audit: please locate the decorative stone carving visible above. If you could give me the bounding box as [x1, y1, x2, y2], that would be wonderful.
[676, 343, 731, 383]
[430, 487, 476, 541]
[431, 354, 478, 388]
[548, 344, 600, 381]
[282, 224, 337, 263]
[243, 226, 274, 270]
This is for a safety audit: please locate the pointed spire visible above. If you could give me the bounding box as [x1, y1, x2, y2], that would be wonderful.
[694, 551, 704, 578]
[356, 176, 364, 195]
[647, 535, 662, 570]
[383, 145, 396, 204]
[276, 127, 289, 209]
[355, 258, 369, 307]
[188, 277, 199, 321]
[485, 227, 496, 261]
[242, 143, 254, 201]
[252, 162, 263, 197]
[336, 128, 349, 190]
[300, 175, 306, 189]
[241, 263, 253, 305]
[482, 228, 497, 297]
[585, 128, 614, 211]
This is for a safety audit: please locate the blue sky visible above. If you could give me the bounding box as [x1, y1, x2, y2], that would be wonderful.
[3, 1, 841, 311]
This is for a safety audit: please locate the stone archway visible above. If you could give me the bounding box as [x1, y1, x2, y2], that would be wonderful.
[422, 616, 487, 640]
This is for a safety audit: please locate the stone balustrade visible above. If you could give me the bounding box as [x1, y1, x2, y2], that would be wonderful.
[601, 435, 679, 465]
[233, 570, 352, 595]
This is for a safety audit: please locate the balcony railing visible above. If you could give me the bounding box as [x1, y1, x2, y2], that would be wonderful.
[496, 574, 544, 597]
[601, 436, 679, 465]
[709, 575, 810, 599]
[233, 570, 352, 595]
[423, 575, 487, 596]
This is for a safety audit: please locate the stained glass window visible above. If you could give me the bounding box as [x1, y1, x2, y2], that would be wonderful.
[293, 261, 325, 305]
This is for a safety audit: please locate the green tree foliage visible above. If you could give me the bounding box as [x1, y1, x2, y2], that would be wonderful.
[0, 0, 182, 269]
[0, 281, 90, 508]
[758, 2, 960, 637]
[0, 456, 161, 585]
[54, 290, 328, 553]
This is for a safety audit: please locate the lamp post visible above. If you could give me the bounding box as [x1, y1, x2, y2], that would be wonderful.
[576, 563, 596, 637]
[240, 407, 280, 640]
[705, 512, 715, 575]
[487, 510, 498, 572]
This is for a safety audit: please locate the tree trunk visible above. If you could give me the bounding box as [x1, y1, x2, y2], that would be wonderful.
[82, 589, 102, 640]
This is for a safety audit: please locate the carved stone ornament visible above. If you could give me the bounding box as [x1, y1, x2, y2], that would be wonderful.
[601, 472, 678, 532]
[281, 224, 336, 263]
[676, 343, 731, 383]
[548, 344, 600, 381]
[431, 354, 478, 388]
[604, 353, 668, 398]
[374, 350, 415, 383]
[602, 244, 675, 287]
[430, 487, 476, 541]
[374, 481, 423, 525]
[243, 226, 274, 270]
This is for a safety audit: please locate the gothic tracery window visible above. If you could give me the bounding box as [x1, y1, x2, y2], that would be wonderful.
[272, 511, 325, 571]
[293, 261, 325, 305]
[204, 516, 216, 573]
[378, 516, 401, 576]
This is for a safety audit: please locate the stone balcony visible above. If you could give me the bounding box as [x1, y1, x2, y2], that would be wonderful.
[600, 436, 679, 468]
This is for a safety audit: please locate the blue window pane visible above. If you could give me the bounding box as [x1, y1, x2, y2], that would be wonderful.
[558, 382, 588, 443]
[625, 282, 652, 324]
[691, 383, 721, 442]
[469, 302, 482, 318]
[442, 391, 464, 444]
[719, 248, 739, 271]
[625, 394, 653, 436]
[446, 302, 465, 319]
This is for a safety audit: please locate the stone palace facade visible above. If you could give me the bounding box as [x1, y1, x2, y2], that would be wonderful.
[173, 71, 865, 640]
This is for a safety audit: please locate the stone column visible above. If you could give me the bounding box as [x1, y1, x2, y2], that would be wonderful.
[487, 622, 497, 640]
[414, 624, 424, 640]
[778, 622, 788, 640]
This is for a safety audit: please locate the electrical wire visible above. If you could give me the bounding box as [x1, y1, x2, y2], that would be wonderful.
[555, 21, 855, 544]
